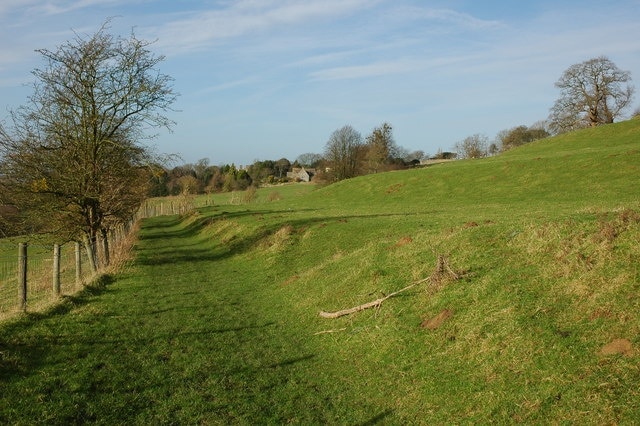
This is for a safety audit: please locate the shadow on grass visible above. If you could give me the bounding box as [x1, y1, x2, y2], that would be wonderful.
[357, 409, 395, 425]
[135, 208, 429, 267]
[0, 274, 118, 381]
[1, 274, 115, 327]
[138, 208, 318, 241]
[30, 321, 278, 347]
[0, 314, 288, 386]
[266, 354, 315, 369]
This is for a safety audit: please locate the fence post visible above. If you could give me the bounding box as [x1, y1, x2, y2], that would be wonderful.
[18, 242, 27, 312]
[75, 241, 82, 287]
[52, 243, 61, 297]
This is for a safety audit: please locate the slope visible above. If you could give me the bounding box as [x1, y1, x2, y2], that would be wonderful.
[0, 119, 638, 424]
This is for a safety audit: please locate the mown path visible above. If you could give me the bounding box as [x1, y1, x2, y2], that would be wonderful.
[0, 215, 387, 424]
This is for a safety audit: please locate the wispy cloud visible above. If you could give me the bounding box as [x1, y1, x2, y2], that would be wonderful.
[30, 0, 133, 16]
[308, 55, 469, 81]
[152, 0, 375, 54]
[202, 76, 260, 93]
[308, 59, 418, 81]
[411, 8, 503, 31]
[0, 0, 133, 18]
[0, 0, 36, 17]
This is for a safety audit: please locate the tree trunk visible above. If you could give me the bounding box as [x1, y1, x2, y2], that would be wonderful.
[83, 233, 98, 274]
[100, 227, 110, 267]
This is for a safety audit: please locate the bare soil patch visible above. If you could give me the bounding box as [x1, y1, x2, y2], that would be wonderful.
[599, 338, 634, 357]
[421, 309, 453, 330]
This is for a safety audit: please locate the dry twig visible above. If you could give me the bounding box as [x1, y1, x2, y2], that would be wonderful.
[318, 255, 461, 319]
[313, 328, 347, 335]
[319, 278, 429, 319]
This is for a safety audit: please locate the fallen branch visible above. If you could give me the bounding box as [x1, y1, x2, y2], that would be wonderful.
[319, 278, 429, 319]
[313, 328, 347, 335]
[318, 255, 463, 319]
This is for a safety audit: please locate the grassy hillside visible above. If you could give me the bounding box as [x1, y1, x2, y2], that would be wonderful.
[0, 119, 639, 423]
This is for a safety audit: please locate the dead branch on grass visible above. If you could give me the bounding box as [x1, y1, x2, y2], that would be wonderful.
[319, 280, 428, 319]
[313, 328, 347, 335]
[319, 255, 461, 319]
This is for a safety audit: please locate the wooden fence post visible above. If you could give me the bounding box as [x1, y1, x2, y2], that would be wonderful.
[52, 243, 61, 297]
[75, 241, 82, 287]
[18, 243, 27, 312]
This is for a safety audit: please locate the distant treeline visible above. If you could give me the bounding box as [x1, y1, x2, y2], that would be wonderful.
[151, 119, 554, 197]
[147, 153, 423, 197]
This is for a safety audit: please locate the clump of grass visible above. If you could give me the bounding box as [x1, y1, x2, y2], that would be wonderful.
[242, 186, 258, 203]
[267, 190, 282, 201]
[103, 222, 140, 274]
[262, 224, 294, 251]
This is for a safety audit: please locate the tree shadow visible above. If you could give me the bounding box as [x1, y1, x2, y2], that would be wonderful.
[134, 207, 427, 267]
[0, 315, 281, 384]
[1, 274, 115, 327]
[357, 409, 395, 425]
[266, 354, 315, 369]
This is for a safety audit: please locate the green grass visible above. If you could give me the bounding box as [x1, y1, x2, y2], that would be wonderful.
[1, 119, 640, 423]
[143, 181, 317, 214]
[0, 235, 99, 319]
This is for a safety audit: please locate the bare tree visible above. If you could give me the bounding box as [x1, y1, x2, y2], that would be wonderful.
[295, 152, 323, 168]
[454, 134, 488, 159]
[0, 21, 176, 267]
[324, 125, 363, 181]
[549, 56, 634, 133]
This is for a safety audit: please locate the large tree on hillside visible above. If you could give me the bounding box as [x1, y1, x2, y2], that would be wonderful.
[549, 56, 634, 134]
[0, 21, 176, 267]
[324, 125, 363, 181]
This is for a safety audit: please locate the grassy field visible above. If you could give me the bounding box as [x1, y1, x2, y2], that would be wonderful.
[1, 119, 639, 423]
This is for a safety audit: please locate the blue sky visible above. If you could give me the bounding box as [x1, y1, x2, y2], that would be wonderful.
[1, 0, 639, 166]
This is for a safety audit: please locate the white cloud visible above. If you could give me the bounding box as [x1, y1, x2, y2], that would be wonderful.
[30, 0, 134, 16]
[431, 9, 496, 28]
[0, 0, 36, 17]
[398, 7, 503, 31]
[201, 76, 260, 93]
[0, 0, 135, 19]
[307, 56, 465, 81]
[308, 61, 411, 81]
[151, 0, 376, 54]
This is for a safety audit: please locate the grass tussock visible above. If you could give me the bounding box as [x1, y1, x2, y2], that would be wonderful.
[262, 224, 294, 251]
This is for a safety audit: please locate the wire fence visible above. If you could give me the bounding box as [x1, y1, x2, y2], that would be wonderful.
[0, 194, 203, 323]
[0, 221, 137, 322]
